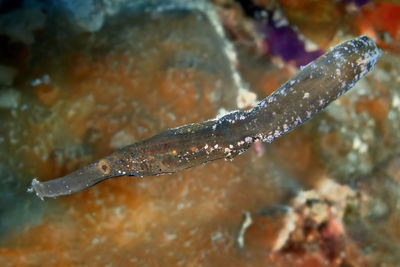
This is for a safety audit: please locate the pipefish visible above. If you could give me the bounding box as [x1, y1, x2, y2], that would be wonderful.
[29, 35, 381, 199]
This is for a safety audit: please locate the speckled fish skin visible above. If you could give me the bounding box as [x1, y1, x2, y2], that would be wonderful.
[29, 35, 381, 199]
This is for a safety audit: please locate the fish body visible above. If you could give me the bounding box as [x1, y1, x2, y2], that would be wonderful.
[29, 35, 382, 199]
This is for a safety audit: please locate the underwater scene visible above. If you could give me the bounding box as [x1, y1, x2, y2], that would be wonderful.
[0, 0, 400, 266]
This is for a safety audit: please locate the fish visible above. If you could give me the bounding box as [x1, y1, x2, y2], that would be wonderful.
[28, 35, 382, 200]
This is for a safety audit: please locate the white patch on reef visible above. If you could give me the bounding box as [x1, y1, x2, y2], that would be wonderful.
[352, 137, 368, 153]
[31, 74, 50, 87]
[237, 210, 253, 249]
[272, 207, 296, 252]
[272, 9, 289, 28]
[110, 130, 136, 149]
[303, 92, 310, 99]
[393, 94, 400, 110]
[236, 88, 258, 109]
[0, 88, 20, 109]
[304, 39, 319, 52]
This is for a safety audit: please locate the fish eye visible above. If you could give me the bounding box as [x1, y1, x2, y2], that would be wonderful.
[98, 159, 111, 175]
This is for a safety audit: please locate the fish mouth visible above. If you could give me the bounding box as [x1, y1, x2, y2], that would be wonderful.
[28, 163, 112, 200]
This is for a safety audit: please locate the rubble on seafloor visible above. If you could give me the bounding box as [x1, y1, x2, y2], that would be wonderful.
[0, 0, 400, 266]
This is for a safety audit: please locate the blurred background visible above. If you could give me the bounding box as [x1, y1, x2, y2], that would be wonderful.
[0, 0, 399, 266]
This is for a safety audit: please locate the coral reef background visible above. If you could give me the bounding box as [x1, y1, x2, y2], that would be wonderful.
[0, 0, 400, 266]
